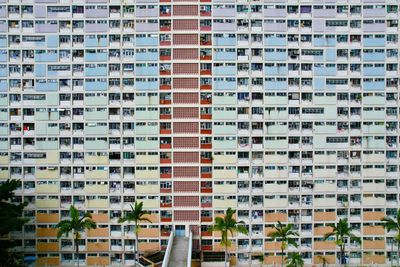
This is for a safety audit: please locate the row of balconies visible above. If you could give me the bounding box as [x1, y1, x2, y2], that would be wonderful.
[26, 211, 391, 225]
[1, 22, 397, 36]
[23, 196, 400, 210]
[1, 5, 393, 19]
[4, 35, 399, 51]
[6, 168, 400, 182]
[4, 96, 399, 108]
[14, 182, 400, 195]
[5, 150, 400, 163]
[4, 66, 399, 78]
[1, 79, 396, 93]
[0, 93, 397, 107]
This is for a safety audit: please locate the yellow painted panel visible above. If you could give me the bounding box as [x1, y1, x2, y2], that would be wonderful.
[36, 170, 59, 179]
[36, 199, 59, 208]
[36, 184, 59, 194]
[85, 170, 107, 179]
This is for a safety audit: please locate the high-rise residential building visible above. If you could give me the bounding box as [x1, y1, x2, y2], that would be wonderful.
[0, 0, 398, 266]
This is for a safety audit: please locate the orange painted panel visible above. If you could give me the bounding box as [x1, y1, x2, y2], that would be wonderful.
[313, 255, 336, 265]
[87, 242, 109, 252]
[87, 256, 110, 266]
[363, 255, 385, 264]
[265, 241, 282, 251]
[363, 240, 385, 249]
[264, 256, 282, 265]
[214, 243, 235, 252]
[91, 213, 108, 223]
[36, 257, 59, 266]
[363, 225, 385, 235]
[138, 242, 160, 251]
[37, 228, 58, 237]
[142, 213, 160, 223]
[264, 213, 288, 222]
[314, 226, 333, 236]
[140, 228, 160, 238]
[314, 212, 336, 221]
[314, 241, 336, 250]
[264, 227, 275, 236]
[37, 242, 59, 252]
[87, 228, 109, 237]
[363, 212, 385, 221]
[37, 213, 59, 223]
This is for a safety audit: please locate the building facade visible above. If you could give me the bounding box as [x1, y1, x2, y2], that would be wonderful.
[0, 0, 398, 265]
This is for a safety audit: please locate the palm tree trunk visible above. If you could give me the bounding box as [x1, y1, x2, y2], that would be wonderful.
[340, 245, 345, 266]
[281, 247, 284, 267]
[397, 240, 400, 267]
[75, 237, 79, 267]
[224, 244, 228, 267]
[135, 221, 138, 267]
[391, 240, 394, 267]
[135, 234, 138, 267]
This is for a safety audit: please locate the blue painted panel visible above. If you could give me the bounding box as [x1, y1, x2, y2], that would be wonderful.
[363, 67, 385, 76]
[325, 49, 336, 61]
[47, 35, 59, 48]
[136, 52, 158, 61]
[85, 37, 99, 47]
[0, 38, 6, 48]
[214, 80, 236, 90]
[36, 82, 58, 91]
[264, 52, 286, 61]
[35, 64, 46, 77]
[136, 81, 158, 90]
[0, 52, 7, 62]
[364, 81, 385, 91]
[214, 37, 236, 46]
[264, 37, 287, 46]
[85, 67, 107, 76]
[35, 53, 58, 62]
[0, 81, 7, 91]
[85, 52, 108, 62]
[214, 52, 236, 61]
[0, 65, 7, 77]
[265, 81, 287, 90]
[214, 66, 236, 76]
[314, 78, 325, 90]
[136, 67, 158, 76]
[314, 67, 337, 76]
[85, 81, 108, 91]
[265, 67, 288, 75]
[363, 38, 385, 47]
[136, 37, 158, 46]
[363, 52, 385, 62]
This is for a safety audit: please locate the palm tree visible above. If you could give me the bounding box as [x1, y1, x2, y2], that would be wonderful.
[257, 254, 264, 267]
[208, 208, 248, 267]
[286, 252, 304, 267]
[323, 218, 361, 266]
[56, 205, 96, 267]
[268, 221, 299, 267]
[118, 202, 152, 267]
[381, 209, 400, 266]
[317, 255, 328, 267]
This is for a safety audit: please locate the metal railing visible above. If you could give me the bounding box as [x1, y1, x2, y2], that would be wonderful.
[187, 231, 193, 267]
[161, 231, 174, 267]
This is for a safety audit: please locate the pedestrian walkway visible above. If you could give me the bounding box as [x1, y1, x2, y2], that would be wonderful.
[167, 236, 189, 267]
